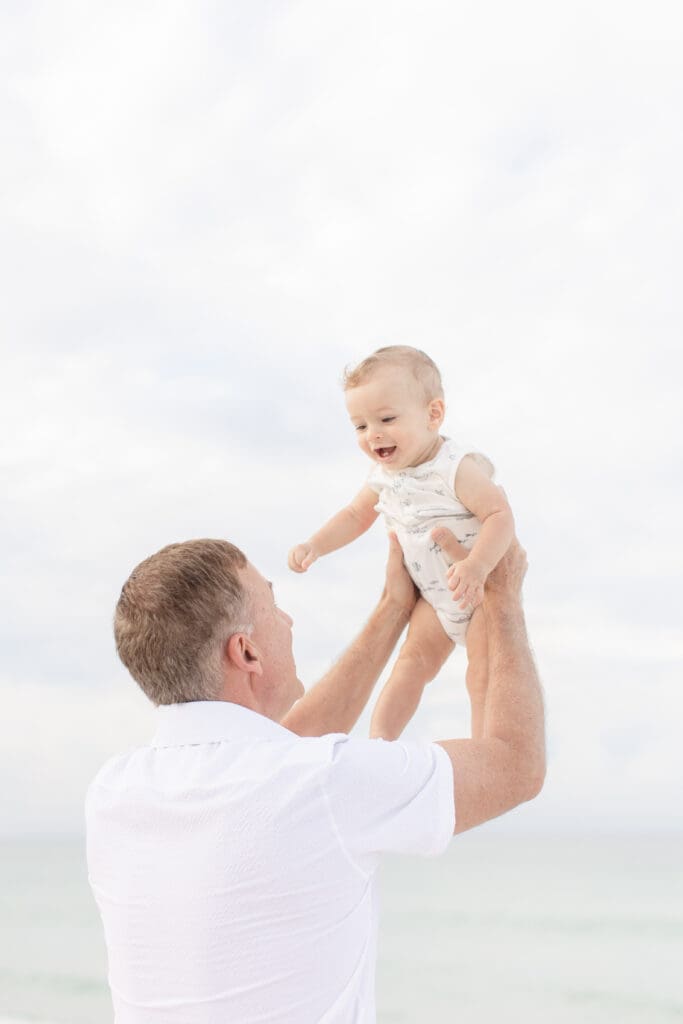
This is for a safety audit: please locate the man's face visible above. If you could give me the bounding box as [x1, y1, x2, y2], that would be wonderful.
[241, 562, 304, 719]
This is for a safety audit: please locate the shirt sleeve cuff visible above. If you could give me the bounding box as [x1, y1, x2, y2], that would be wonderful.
[428, 743, 455, 855]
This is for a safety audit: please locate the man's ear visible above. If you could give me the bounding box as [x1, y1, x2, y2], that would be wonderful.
[428, 397, 445, 429]
[226, 632, 263, 676]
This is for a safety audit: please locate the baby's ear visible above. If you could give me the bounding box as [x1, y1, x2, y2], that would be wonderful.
[428, 397, 445, 428]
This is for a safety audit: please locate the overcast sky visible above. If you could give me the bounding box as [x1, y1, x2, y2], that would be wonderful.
[1, 0, 681, 837]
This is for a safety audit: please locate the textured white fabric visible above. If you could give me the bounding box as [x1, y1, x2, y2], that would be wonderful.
[368, 438, 493, 644]
[86, 701, 454, 1023]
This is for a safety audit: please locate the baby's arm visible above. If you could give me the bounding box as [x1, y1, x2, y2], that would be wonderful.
[448, 457, 514, 608]
[288, 485, 379, 572]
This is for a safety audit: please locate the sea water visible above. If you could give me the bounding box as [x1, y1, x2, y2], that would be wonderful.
[0, 834, 681, 1023]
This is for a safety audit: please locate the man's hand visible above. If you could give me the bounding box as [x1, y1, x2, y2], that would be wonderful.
[382, 532, 418, 617]
[288, 542, 318, 573]
[430, 526, 470, 564]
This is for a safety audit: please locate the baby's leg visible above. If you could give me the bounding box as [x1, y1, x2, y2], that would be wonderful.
[465, 606, 488, 739]
[370, 598, 454, 741]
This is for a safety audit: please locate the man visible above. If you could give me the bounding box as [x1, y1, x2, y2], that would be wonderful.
[86, 530, 544, 1023]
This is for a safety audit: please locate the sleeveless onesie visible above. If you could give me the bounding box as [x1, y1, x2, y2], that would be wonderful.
[367, 438, 493, 644]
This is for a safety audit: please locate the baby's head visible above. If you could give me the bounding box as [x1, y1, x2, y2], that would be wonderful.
[343, 346, 445, 471]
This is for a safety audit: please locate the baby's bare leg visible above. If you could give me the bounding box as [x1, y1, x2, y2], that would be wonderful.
[370, 598, 454, 741]
[465, 606, 488, 739]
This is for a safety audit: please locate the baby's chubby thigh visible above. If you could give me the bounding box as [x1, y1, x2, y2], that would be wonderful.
[399, 597, 455, 683]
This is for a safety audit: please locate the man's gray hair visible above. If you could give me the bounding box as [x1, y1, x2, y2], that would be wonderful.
[114, 539, 251, 705]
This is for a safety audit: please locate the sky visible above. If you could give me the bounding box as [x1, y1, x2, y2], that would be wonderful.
[1, 0, 681, 837]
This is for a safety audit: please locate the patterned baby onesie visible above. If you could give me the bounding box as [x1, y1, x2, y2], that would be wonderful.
[367, 438, 493, 644]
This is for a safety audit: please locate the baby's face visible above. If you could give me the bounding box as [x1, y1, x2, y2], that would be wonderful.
[345, 367, 444, 471]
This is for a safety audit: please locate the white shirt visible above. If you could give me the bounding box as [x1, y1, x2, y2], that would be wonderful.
[86, 701, 454, 1023]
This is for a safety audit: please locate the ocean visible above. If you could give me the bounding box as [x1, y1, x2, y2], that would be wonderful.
[0, 834, 681, 1023]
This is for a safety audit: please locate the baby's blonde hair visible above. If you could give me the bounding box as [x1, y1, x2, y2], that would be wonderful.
[342, 346, 444, 402]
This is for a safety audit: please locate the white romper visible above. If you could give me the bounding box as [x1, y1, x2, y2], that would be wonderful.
[367, 438, 493, 645]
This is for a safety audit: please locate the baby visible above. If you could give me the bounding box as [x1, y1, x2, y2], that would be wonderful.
[288, 346, 514, 741]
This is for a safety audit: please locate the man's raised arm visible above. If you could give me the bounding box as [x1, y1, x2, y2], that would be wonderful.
[280, 534, 421, 737]
[435, 533, 545, 833]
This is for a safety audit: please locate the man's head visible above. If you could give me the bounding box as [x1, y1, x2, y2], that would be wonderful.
[343, 346, 445, 471]
[115, 539, 302, 718]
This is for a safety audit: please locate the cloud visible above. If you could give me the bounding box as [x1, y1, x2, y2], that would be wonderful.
[1, 0, 681, 833]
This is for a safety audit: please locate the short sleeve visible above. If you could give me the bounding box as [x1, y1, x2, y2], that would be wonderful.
[443, 441, 495, 493]
[324, 737, 454, 873]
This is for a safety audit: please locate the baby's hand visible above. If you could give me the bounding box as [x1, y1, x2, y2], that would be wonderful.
[447, 556, 488, 610]
[288, 543, 318, 573]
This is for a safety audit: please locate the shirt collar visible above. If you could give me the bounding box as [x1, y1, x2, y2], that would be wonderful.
[151, 700, 292, 748]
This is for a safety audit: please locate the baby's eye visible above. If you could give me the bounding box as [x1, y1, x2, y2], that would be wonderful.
[381, 416, 396, 423]
[355, 424, 367, 432]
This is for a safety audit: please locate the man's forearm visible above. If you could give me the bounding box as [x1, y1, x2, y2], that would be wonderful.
[437, 593, 545, 834]
[482, 593, 545, 790]
[432, 534, 544, 834]
[280, 595, 410, 737]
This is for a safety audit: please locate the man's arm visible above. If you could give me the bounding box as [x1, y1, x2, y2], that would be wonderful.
[281, 533, 418, 737]
[435, 534, 545, 833]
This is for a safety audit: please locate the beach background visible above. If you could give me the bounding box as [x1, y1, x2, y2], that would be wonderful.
[1, 1, 682, 1021]
[1, 834, 681, 1023]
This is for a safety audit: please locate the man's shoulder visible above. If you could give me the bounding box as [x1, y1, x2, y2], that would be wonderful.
[85, 745, 150, 802]
[296, 732, 434, 764]
[328, 734, 443, 766]
[325, 735, 452, 793]
[274, 732, 433, 781]
[284, 731, 346, 755]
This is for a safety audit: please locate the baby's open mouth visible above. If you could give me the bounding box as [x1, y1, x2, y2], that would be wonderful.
[375, 446, 396, 460]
